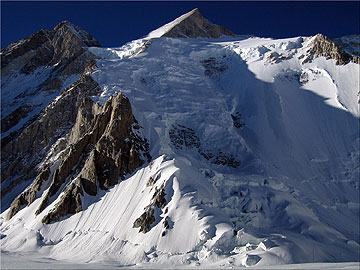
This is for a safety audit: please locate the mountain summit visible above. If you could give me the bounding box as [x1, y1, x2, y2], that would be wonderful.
[1, 9, 359, 269]
[148, 8, 235, 38]
[1, 21, 101, 144]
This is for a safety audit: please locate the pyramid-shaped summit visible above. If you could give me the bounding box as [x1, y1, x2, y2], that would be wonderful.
[148, 8, 236, 38]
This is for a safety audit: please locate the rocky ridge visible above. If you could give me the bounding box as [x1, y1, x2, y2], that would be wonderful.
[1, 21, 101, 144]
[303, 34, 360, 65]
[7, 89, 151, 223]
[1, 60, 99, 211]
[1, 22, 102, 211]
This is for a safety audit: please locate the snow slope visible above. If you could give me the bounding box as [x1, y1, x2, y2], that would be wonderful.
[2, 251, 360, 269]
[1, 33, 359, 267]
[147, 8, 199, 38]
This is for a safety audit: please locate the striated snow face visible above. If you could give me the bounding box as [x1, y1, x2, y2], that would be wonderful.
[147, 8, 199, 38]
[1, 34, 359, 268]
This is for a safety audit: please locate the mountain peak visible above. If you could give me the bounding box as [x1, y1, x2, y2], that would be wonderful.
[303, 33, 360, 65]
[53, 20, 101, 47]
[148, 8, 235, 39]
[54, 20, 73, 29]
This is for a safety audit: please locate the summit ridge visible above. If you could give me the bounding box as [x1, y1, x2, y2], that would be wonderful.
[148, 8, 235, 38]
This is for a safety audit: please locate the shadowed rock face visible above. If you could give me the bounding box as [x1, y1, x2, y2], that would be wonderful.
[333, 35, 360, 57]
[1, 21, 100, 71]
[1, 21, 101, 146]
[41, 183, 83, 225]
[1, 29, 55, 70]
[162, 8, 235, 38]
[39, 92, 150, 224]
[1, 60, 100, 210]
[6, 167, 51, 220]
[2, 20, 151, 224]
[1, 21, 101, 208]
[304, 34, 360, 65]
[169, 124, 241, 168]
[8, 88, 151, 223]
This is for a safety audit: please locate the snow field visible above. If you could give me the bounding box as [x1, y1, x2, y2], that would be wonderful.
[1, 34, 359, 267]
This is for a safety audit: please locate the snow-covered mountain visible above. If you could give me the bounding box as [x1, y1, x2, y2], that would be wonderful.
[1, 8, 359, 268]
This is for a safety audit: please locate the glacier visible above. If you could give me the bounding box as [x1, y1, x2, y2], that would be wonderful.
[1, 9, 359, 269]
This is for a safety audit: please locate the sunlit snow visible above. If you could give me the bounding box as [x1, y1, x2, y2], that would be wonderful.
[1, 33, 359, 268]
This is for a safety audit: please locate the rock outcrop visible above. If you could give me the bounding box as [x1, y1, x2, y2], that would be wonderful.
[1, 21, 101, 146]
[303, 34, 360, 65]
[133, 208, 156, 234]
[8, 89, 151, 223]
[133, 184, 167, 233]
[169, 124, 201, 150]
[169, 124, 241, 168]
[2, 60, 100, 211]
[1, 21, 101, 211]
[200, 56, 228, 77]
[2, 20, 151, 224]
[1, 21, 100, 72]
[6, 167, 51, 220]
[41, 183, 83, 225]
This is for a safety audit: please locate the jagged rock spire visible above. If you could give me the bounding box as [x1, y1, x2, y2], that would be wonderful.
[1, 21, 101, 70]
[1, 21, 102, 207]
[148, 8, 235, 38]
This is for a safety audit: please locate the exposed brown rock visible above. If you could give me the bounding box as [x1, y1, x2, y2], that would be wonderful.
[50, 21, 101, 66]
[79, 151, 98, 196]
[35, 133, 92, 215]
[304, 34, 360, 65]
[146, 174, 160, 187]
[133, 184, 167, 233]
[162, 8, 235, 38]
[7, 89, 151, 222]
[1, 21, 100, 71]
[163, 216, 170, 229]
[1, 20, 101, 151]
[133, 208, 155, 233]
[2, 62, 101, 211]
[266, 52, 280, 64]
[42, 182, 83, 224]
[31, 92, 150, 223]
[1, 29, 55, 69]
[152, 184, 167, 209]
[7, 167, 50, 220]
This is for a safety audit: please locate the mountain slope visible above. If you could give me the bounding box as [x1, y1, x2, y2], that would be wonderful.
[1, 21, 101, 211]
[1, 21, 100, 141]
[1, 9, 359, 268]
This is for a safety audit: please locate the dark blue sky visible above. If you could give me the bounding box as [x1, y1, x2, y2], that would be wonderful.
[1, 1, 360, 49]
